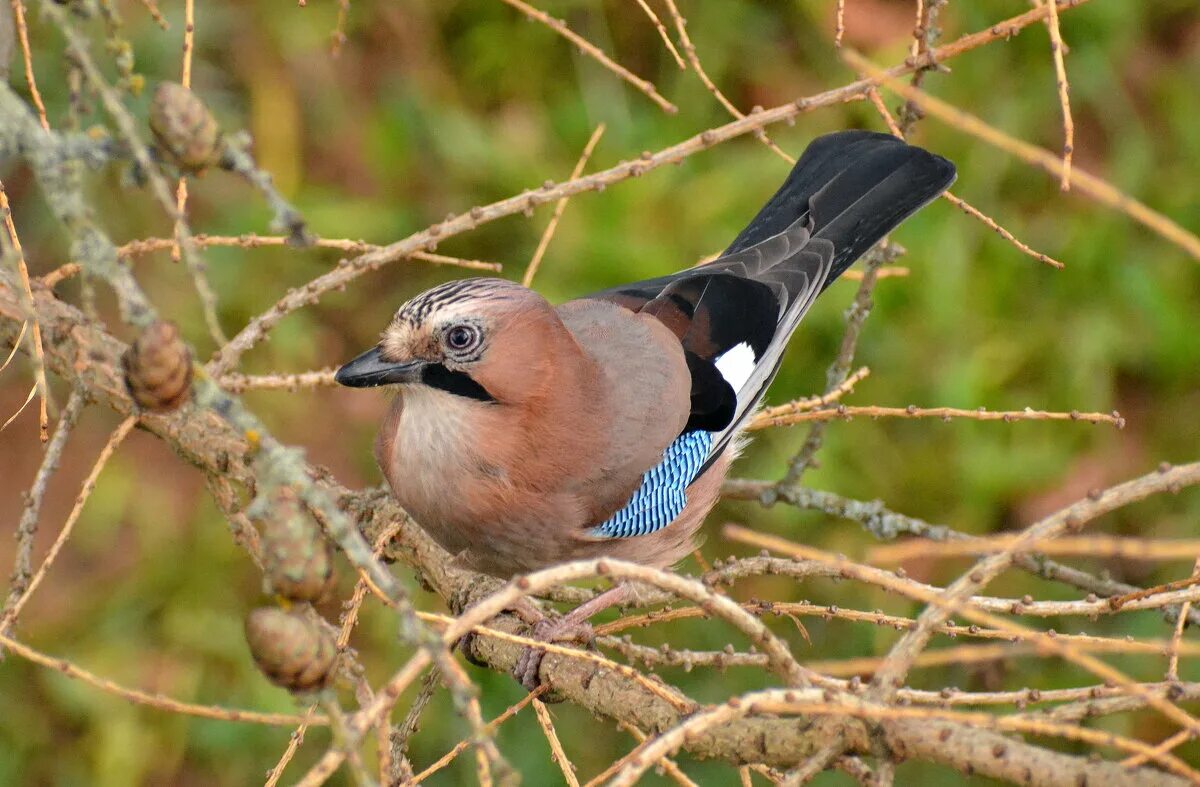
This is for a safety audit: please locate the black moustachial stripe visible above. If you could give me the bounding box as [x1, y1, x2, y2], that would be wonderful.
[421, 362, 496, 403]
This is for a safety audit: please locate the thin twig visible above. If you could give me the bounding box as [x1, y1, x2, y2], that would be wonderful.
[0, 179, 50, 441]
[498, 0, 676, 113]
[523, 123, 606, 287]
[39, 262, 80, 288]
[864, 461, 1200, 696]
[600, 600, 1200, 666]
[264, 705, 322, 787]
[941, 191, 1064, 268]
[331, 0, 351, 56]
[0, 631, 323, 727]
[1043, 0, 1073, 190]
[1, 416, 137, 631]
[663, 0, 793, 163]
[384, 667, 441, 785]
[582, 721, 698, 787]
[3, 387, 86, 623]
[118, 234, 501, 271]
[870, 535, 1200, 564]
[408, 686, 549, 784]
[10, 0, 48, 130]
[633, 0, 685, 69]
[136, 0, 169, 29]
[170, 0, 196, 263]
[723, 508, 1200, 752]
[840, 266, 908, 281]
[533, 699, 580, 787]
[777, 245, 896, 488]
[1122, 728, 1192, 772]
[751, 367, 870, 425]
[218, 369, 337, 392]
[1168, 559, 1200, 683]
[748, 403, 1121, 431]
[323, 697, 374, 787]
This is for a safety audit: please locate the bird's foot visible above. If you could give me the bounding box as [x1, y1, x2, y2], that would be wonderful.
[513, 617, 595, 693]
[454, 630, 489, 668]
[451, 587, 545, 669]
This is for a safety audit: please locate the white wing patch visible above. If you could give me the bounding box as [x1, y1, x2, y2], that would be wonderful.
[714, 342, 757, 390]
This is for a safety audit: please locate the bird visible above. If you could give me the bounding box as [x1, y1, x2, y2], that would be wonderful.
[336, 130, 956, 688]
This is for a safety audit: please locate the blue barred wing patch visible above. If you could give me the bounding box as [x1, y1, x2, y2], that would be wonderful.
[591, 430, 712, 539]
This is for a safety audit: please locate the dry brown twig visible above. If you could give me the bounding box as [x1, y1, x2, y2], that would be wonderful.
[1168, 559, 1200, 683]
[533, 698, 580, 787]
[634, 0, 686, 69]
[116, 234, 501, 271]
[1118, 557, 1200, 772]
[218, 368, 337, 392]
[331, 0, 351, 56]
[1042, 0, 1074, 190]
[170, 0, 197, 263]
[583, 720, 698, 787]
[408, 686, 550, 784]
[1, 416, 137, 631]
[0, 180, 49, 442]
[840, 265, 908, 281]
[752, 366, 870, 424]
[498, 0, 677, 114]
[663, 0, 794, 163]
[4, 388, 85, 622]
[600, 599, 1200, 662]
[871, 535, 1200, 564]
[523, 123, 606, 287]
[0, 630, 323, 727]
[747, 403, 1122, 431]
[137, 0, 170, 29]
[9, 0, 48, 130]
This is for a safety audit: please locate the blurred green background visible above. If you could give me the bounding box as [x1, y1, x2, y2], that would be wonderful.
[1, 0, 1198, 784]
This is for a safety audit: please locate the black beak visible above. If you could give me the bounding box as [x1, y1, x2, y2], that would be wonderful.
[335, 346, 426, 388]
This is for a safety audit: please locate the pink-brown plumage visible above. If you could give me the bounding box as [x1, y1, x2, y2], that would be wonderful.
[373, 288, 698, 577]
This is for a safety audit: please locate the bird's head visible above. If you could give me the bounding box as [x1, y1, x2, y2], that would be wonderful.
[335, 278, 559, 403]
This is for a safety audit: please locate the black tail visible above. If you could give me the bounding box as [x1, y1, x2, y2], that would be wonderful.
[724, 129, 957, 285]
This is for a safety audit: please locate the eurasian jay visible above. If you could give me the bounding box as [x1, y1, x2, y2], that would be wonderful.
[336, 130, 955, 687]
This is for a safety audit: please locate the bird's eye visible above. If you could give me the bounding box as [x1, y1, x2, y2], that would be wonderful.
[445, 324, 480, 352]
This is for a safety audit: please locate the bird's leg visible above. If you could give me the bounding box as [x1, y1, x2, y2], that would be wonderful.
[454, 593, 547, 667]
[514, 583, 636, 692]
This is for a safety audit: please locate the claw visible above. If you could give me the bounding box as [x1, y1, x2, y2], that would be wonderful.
[512, 618, 594, 693]
[454, 630, 489, 668]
